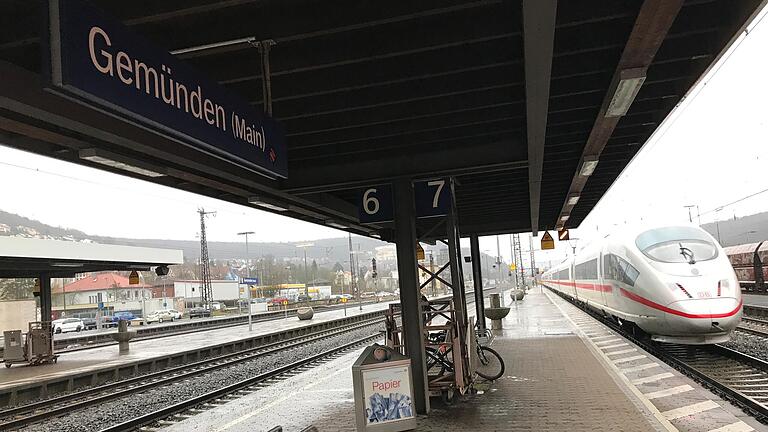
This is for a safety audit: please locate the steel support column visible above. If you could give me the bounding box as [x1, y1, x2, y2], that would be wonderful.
[470, 235, 486, 333]
[446, 179, 470, 385]
[40, 274, 52, 322]
[393, 179, 429, 414]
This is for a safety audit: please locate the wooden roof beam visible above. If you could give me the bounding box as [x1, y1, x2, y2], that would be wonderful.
[555, 0, 684, 230]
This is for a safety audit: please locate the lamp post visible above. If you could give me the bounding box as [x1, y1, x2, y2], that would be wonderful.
[684, 204, 701, 225]
[237, 231, 255, 331]
[296, 243, 314, 302]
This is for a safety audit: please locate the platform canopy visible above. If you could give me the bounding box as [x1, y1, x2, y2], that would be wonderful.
[0, 237, 184, 278]
[0, 0, 763, 239]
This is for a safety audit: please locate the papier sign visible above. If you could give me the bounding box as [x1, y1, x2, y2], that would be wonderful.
[362, 365, 414, 425]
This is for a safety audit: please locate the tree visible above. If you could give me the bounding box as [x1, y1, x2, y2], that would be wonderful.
[311, 260, 318, 282]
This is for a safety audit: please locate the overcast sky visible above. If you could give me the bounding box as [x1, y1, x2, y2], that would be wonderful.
[1, 7, 767, 266]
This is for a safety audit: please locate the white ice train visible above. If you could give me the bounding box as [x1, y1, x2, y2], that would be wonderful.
[542, 225, 742, 344]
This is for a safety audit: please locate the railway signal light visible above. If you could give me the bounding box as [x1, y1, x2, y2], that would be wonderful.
[558, 229, 570, 241]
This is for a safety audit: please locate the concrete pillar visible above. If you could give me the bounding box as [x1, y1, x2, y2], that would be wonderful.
[470, 235, 486, 333]
[39, 274, 52, 323]
[393, 179, 429, 414]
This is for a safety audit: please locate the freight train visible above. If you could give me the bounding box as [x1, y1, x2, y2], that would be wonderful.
[542, 225, 742, 345]
[724, 241, 767, 293]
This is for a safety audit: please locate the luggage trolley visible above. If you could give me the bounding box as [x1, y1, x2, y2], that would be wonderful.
[3, 322, 58, 368]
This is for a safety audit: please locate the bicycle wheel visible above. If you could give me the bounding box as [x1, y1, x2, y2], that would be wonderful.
[476, 346, 504, 381]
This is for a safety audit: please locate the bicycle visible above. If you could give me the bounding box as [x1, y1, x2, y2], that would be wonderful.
[473, 327, 504, 381]
[424, 327, 505, 382]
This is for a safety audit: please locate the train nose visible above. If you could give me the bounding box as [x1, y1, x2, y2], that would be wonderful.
[663, 298, 742, 335]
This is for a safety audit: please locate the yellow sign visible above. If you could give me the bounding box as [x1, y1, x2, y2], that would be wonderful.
[129, 270, 140, 285]
[509, 263, 516, 271]
[341, 297, 348, 303]
[282, 300, 289, 305]
[558, 229, 570, 241]
[541, 231, 555, 250]
[416, 243, 425, 261]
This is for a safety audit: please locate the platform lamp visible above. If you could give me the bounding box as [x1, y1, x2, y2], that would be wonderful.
[237, 231, 255, 331]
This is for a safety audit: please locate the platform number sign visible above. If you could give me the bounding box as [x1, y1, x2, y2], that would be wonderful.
[359, 185, 395, 223]
[358, 180, 451, 224]
[414, 179, 450, 218]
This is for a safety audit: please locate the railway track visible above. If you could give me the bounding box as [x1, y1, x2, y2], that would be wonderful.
[737, 316, 768, 337]
[103, 333, 381, 432]
[0, 317, 384, 431]
[549, 289, 768, 423]
[0, 300, 381, 358]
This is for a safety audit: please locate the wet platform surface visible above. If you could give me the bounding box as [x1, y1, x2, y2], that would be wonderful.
[169, 288, 768, 432]
[0, 301, 390, 391]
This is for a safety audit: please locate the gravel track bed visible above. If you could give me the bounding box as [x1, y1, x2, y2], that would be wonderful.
[18, 324, 382, 432]
[722, 330, 768, 363]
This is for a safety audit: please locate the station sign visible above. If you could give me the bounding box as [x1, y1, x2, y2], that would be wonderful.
[241, 277, 260, 285]
[416, 243, 425, 261]
[129, 270, 140, 285]
[541, 231, 555, 250]
[358, 179, 451, 223]
[44, 0, 287, 179]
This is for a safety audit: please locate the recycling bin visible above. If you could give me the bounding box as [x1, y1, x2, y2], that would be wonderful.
[352, 344, 416, 432]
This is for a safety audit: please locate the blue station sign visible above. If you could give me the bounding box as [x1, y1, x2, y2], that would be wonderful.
[44, 0, 287, 179]
[241, 277, 260, 285]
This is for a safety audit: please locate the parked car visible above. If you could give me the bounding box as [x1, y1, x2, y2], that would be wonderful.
[188, 307, 211, 318]
[72, 312, 98, 330]
[297, 294, 311, 302]
[361, 292, 376, 299]
[269, 297, 290, 306]
[113, 311, 136, 321]
[100, 315, 119, 328]
[164, 309, 182, 320]
[146, 310, 174, 324]
[52, 318, 84, 334]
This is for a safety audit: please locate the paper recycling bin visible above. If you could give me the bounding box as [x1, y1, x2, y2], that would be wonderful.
[352, 344, 416, 432]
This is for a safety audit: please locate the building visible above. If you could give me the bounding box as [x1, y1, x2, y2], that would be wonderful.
[54, 272, 155, 317]
[0, 223, 10, 234]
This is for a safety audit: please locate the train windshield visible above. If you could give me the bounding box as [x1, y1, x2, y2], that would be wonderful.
[636, 227, 718, 264]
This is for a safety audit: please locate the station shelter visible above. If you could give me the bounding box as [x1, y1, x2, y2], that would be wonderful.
[0, 0, 762, 415]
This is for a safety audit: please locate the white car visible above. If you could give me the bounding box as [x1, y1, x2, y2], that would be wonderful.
[145, 310, 175, 324]
[164, 309, 182, 320]
[53, 318, 84, 334]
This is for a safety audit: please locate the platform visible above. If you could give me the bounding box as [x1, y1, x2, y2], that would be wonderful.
[0, 301, 390, 405]
[166, 288, 768, 432]
[743, 294, 768, 307]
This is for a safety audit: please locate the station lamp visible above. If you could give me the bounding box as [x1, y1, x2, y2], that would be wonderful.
[248, 196, 288, 212]
[560, 214, 570, 222]
[605, 68, 646, 117]
[326, 221, 348, 229]
[567, 194, 580, 206]
[79, 148, 165, 178]
[579, 156, 599, 177]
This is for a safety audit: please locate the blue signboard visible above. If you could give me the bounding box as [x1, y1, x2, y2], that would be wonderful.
[414, 179, 450, 218]
[241, 277, 260, 285]
[358, 185, 394, 223]
[358, 179, 450, 223]
[45, 0, 287, 179]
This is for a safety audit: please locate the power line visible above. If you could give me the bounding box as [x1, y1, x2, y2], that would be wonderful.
[700, 186, 768, 217]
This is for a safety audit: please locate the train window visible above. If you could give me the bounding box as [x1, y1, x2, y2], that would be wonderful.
[603, 254, 639, 286]
[575, 259, 597, 279]
[636, 227, 718, 263]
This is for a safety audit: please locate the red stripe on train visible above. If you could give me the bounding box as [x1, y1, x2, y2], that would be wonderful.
[541, 280, 743, 319]
[619, 288, 742, 319]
